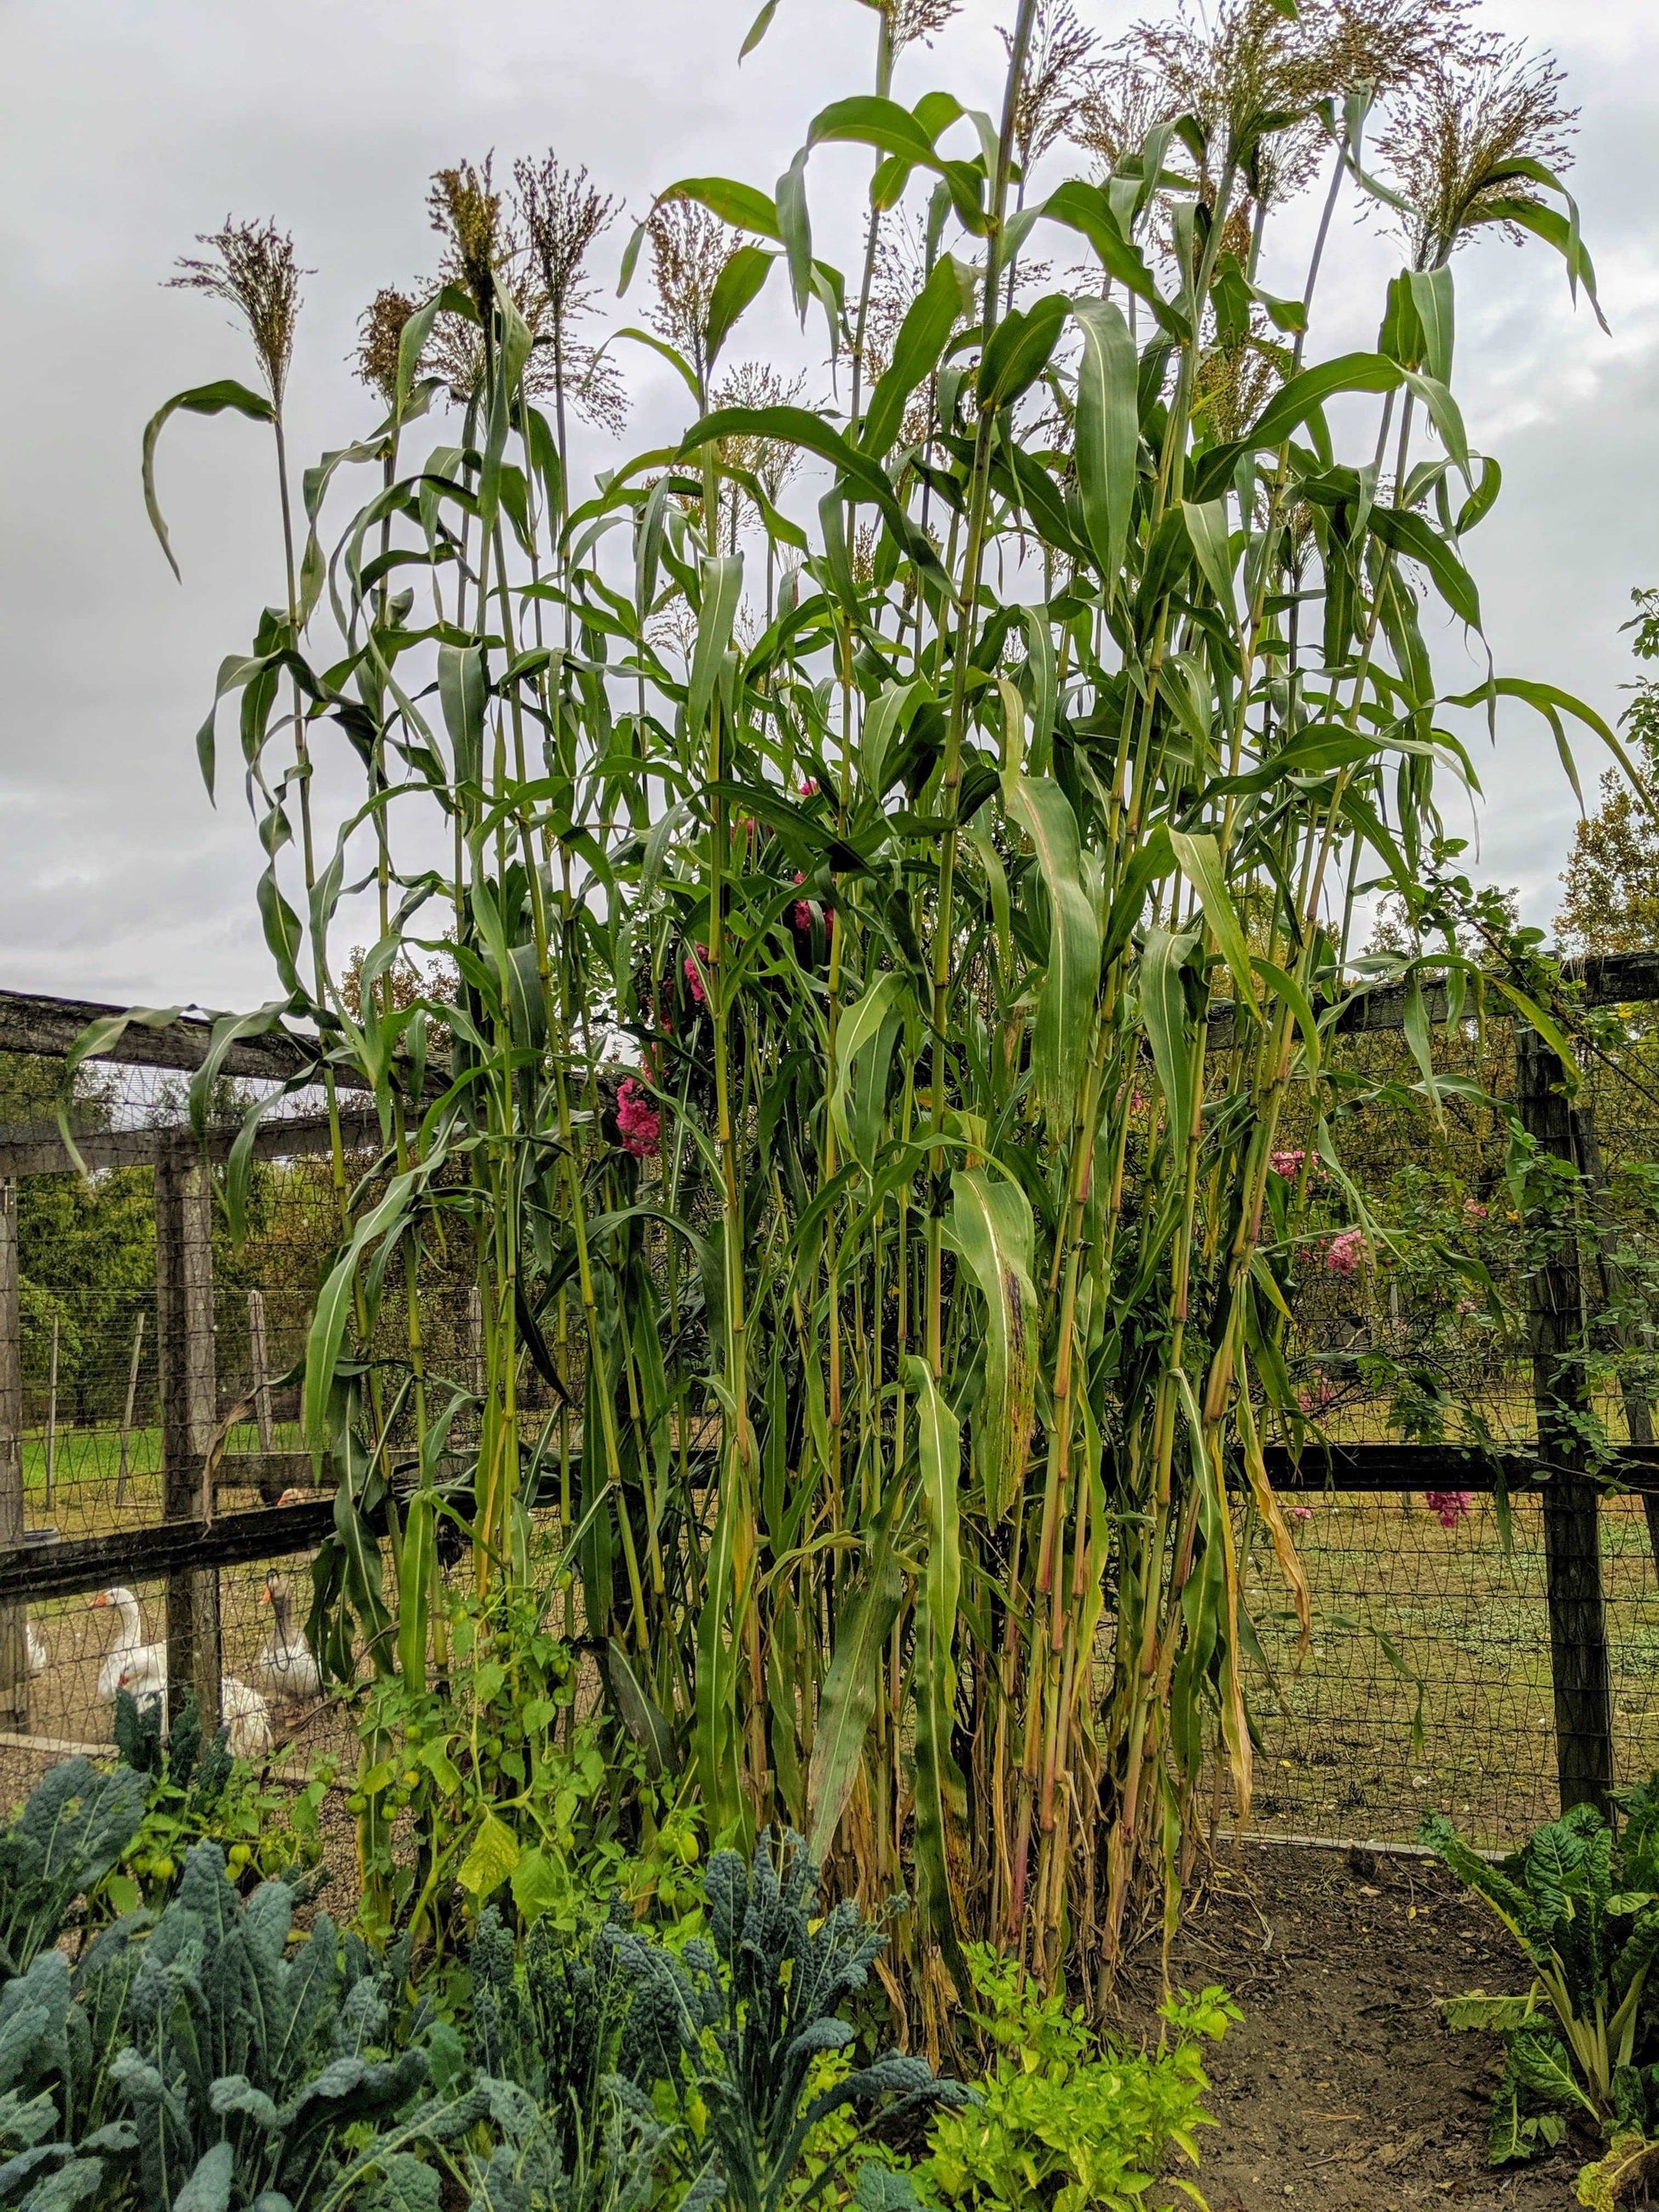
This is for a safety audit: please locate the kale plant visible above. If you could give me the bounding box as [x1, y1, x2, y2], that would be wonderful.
[102, 1840, 433, 2209]
[616, 1830, 968, 2212]
[1426, 1794, 1659, 2163]
[0, 1759, 145, 1984]
[465, 1901, 669, 2211]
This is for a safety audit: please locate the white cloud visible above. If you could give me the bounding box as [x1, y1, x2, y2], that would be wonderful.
[1, 0, 1656, 1008]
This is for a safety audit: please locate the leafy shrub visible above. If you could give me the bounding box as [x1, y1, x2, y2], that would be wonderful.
[0, 1756, 145, 1984]
[920, 1948, 1237, 2212]
[351, 1585, 701, 1952]
[1426, 1786, 1659, 2164]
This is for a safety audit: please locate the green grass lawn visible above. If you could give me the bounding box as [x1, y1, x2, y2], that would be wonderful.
[19, 1421, 304, 1488]
[1242, 1491, 1659, 1848]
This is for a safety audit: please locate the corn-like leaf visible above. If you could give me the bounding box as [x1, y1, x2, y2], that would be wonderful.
[1003, 774, 1101, 1127]
[863, 255, 971, 459]
[142, 379, 275, 581]
[687, 556, 744, 742]
[1071, 297, 1138, 587]
[806, 1495, 906, 1863]
[1170, 829, 1255, 1008]
[1139, 927, 1200, 1146]
[944, 1170, 1037, 1520]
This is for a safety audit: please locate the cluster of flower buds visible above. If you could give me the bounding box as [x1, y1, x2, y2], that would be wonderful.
[615, 1078, 662, 1161]
[790, 871, 834, 937]
[1324, 1228, 1366, 1276]
[1423, 1489, 1474, 1530]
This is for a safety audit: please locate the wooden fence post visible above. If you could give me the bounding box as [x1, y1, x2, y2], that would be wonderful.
[0, 1180, 28, 1729]
[247, 1289, 274, 1453]
[1517, 1025, 1614, 1816]
[116, 1308, 145, 1510]
[155, 1135, 221, 1733]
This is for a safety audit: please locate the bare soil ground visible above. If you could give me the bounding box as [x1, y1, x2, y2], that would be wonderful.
[1117, 1839, 1586, 2210]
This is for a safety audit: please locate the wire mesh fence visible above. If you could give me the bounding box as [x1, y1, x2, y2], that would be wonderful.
[7, 985, 1659, 1848]
[1240, 1489, 1659, 1846]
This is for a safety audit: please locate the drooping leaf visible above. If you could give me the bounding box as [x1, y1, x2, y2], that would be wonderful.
[1003, 774, 1101, 1127]
[944, 1170, 1038, 1520]
[806, 1501, 906, 1862]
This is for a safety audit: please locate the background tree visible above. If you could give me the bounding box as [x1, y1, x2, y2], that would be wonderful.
[1558, 587, 1659, 956]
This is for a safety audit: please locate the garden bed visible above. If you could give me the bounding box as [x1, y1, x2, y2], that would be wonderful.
[1118, 1839, 1582, 2209]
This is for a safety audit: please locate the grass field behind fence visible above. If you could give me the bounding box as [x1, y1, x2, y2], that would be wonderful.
[1244, 1492, 1659, 1847]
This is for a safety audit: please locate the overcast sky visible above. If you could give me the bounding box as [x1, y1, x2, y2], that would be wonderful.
[2, 0, 1656, 1012]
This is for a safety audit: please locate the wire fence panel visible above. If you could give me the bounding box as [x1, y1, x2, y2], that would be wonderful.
[7, 984, 1659, 1845]
[1240, 1490, 1659, 1846]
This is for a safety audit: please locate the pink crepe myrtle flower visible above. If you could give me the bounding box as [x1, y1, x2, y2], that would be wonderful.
[1464, 1199, 1488, 1221]
[1424, 1489, 1473, 1530]
[615, 1078, 662, 1161]
[1271, 1147, 1307, 1178]
[1324, 1228, 1366, 1276]
[1289, 1502, 1315, 1523]
[799, 778, 819, 798]
[684, 947, 709, 1006]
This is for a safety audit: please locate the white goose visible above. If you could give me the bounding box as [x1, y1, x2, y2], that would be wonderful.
[26, 1621, 47, 1678]
[93, 1587, 164, 1702]
[90, 1588, 274, 1759]
[217, 1677, 275, 1761]
[253, 1577, 321, 1707]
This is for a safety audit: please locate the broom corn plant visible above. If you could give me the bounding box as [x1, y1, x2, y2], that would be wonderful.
[126, 0, 1626, 2024]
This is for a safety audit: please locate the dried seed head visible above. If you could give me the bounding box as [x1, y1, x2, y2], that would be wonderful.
[1001, 0, 1099, 171]
[1195, 320, 1286, 442]
[537, 337, 628, 438]
[1373, 39, 1576, 270]
[355, 288, 418, 408]
[513, 154, 620, 335]
[1117, 0, 1487, 213]
[864, 0, 961, 59]
[863, 211, 934, 386]
[510, 155, 628, 432]
[713, 361, 809, 505]
[647, 200, 737, 380]
[1073, 55, 1174, 176]
[427, 157, 502, 321]
[170, 218, 309, 405]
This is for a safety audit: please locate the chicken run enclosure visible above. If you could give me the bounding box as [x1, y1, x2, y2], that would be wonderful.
[6, 962, 1659, 1850]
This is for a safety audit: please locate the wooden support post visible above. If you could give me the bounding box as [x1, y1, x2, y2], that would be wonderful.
[116, 1308, 145, 1510]
[43, 1316, 58, 1513]
[155, 1136, 221, 1734]
[1517, 1027, 1614, 1816]
[0, 1181, 28, 1729]
[247, 1289, 274, 1452]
